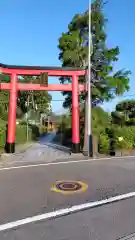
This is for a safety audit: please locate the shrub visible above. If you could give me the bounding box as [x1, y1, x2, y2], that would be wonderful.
[114, 126, 135, 149]
[27, 124, 40, 141]
[98, 133, 110, 154]
[0, 120, 6, 150]
[116, 138, 133, 150]
[62, 128, 72, 147]
[39, 126, 47, 134]
[99, 126, 135, 153]
[0, 122, 41, 152]
[16, 125, 32, 144]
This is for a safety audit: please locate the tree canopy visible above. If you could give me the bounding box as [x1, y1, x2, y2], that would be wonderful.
[112, 100, 135, 126]
[18, 76, 51, 114]
[58, 0, 131, 109]
[0, 75, 52, 121]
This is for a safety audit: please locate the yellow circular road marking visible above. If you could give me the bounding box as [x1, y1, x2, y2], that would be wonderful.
[51, 180, 88, 195]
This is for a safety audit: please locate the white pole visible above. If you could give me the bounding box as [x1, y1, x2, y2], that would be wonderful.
[26, 95, 30, 141]
[87, 2, 93, 157]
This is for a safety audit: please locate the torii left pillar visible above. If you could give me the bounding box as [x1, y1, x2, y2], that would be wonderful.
[6, 73, 17, 153]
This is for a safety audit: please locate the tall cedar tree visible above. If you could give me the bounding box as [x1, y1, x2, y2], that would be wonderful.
[58, 0, 131, 151]
[58, 0, 131, 109]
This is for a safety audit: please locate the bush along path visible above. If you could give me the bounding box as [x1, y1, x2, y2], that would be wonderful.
[0, 121, 43, 154]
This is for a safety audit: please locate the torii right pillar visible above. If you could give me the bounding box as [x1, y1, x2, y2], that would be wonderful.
[72, 74, 80, 153]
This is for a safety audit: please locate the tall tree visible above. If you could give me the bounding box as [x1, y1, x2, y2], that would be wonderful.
[58, 0, 131, 152]
[58, 0, 131, 108]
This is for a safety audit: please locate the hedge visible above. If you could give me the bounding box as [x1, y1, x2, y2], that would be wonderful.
[98, 133, 110, 154]
[98, 126, 135, 154]
[0, 121, 40, 152]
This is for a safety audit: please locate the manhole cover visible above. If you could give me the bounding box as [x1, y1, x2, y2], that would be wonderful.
[51, 180, 88, 194]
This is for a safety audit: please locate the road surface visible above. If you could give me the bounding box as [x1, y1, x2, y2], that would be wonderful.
[0, 197, 135, 240]
[0, 132, 71, 167]
[0, 154, 135, 239]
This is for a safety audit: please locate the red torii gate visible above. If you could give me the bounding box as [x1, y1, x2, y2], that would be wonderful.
[0, 63, 86, 154]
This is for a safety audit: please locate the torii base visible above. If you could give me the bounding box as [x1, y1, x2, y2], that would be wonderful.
[5, 142, 15, 153]
[72, 143, 80, 153]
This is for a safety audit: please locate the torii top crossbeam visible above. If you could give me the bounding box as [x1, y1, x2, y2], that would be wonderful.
[0, 63, 87, 76]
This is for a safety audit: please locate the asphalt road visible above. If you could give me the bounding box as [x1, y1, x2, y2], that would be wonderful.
[1, 197, 135, 240]
[1, 157, 135, 239]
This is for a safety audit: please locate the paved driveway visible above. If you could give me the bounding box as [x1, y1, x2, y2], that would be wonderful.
[0, 132, 71, 167]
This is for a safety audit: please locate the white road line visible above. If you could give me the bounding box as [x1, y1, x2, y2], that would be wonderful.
[0, 155, 135, 171]
[0, 159, 91, 171]
[119, 233, 135, 239]
[0, 191, 135, 232]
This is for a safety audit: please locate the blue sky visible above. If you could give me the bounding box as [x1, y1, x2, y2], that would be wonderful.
[0, 0, 134, 113]
[103, 0, 135, 112]
[0, 0, 87, 114]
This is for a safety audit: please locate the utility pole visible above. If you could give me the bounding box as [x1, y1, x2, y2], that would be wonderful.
[26, 95, 30, 141]
[47, 115, 50, 132]
[87, 2, 93, 157]
[47, 103, 52, 132]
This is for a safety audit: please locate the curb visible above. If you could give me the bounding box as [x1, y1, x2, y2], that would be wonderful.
[44, 142, 71, 154]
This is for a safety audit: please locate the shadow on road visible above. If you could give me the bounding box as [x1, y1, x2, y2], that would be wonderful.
[38, 132, 71, 154]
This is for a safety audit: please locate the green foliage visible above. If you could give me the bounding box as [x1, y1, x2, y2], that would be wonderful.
[58, 0, 131, 151]
[0, 121, 6, 150]
[116, 138, 133, 150]
[55, 114, 72, 147]
[0, 74, 52, 122]
[98, 125, 135, 153]
[0, 74, 10, 121]
[18, 76, 52, 115]
[98, 133, 109, 154]
[18, 121, 41, 140]
[0, 124, 30, 151]
[29, 124, 40, 141]
[114, 126, 135, 149]
[80, 106, 110, 149]
[57, 114, 72, 133]
[55, 105, 135, 153]
[111, 111, 125, 125]
[0, 74, 51, 152]
[0, 118, 41, 152]
[92, 107, 110, 135]
[57, 107, 110, 149]
[112, 100, 135, 125]
[116, 100, 135, 112]
[126, 118, 135, 125]
[58, 0, 131, 110]
[15, 125, 32, 144]
[39, 125, 47, 134]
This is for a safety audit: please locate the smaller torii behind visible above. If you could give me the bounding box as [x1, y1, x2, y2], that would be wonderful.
[0, 63, 87, 154]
